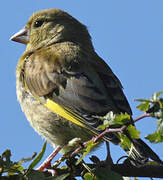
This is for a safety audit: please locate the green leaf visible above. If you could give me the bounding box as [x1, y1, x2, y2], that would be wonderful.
[127, 125, 140, 139]
[2, 150, 12, 168]
[76, 141, 96, 165]
[136, 92, 163, 144]
[157, 116, 163, 134]
[136, 102, 150, 111]
[0, 149, 26, 176]
[155, 91, 163, 98]
[84, 172, 98, 180]
[84, 167, 123, 180]
[145, 131, 163, 143]
[151, 109, 163, 119]
[113, 113, 131, 126]
[151, 91, 163, 102]
[159, 99, 163, 109]
[135, 99, 151, 103]
[26, 141, 47, 174]
[145, 109, 163, 143]
[97, 124, 107, 131]
[7, 163, 24, 176]
[97, 112, 131, 130]
[136, 91, 163, 112]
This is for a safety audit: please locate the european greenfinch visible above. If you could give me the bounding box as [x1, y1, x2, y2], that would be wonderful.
[10, 8, 162, 169]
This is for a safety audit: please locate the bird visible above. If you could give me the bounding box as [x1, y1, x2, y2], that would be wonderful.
[10, 8, 162, 170]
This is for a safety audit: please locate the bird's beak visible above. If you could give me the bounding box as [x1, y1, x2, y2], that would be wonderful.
[10, 27, 30, 44]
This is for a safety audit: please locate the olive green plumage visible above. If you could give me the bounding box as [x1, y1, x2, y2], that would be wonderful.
[11, 8, 162, 164]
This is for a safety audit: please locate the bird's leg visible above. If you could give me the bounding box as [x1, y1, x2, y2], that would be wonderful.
[105, 142, 113, 166]
[37, 145, 62, 171]
[90, 142, 114, 168]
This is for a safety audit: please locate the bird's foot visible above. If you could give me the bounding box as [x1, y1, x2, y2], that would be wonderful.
[90, 142, 113, 169]
[37, 145, 62, 171]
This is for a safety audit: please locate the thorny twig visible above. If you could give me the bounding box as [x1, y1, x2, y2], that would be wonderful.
[71, 112, 151, 157]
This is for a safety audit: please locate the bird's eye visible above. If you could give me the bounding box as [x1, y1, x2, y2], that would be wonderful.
[33, 20, 44, 28]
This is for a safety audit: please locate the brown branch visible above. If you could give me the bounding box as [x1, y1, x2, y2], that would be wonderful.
[71, 112, 152, 157]
[70, 125, 126, 158]
[70, 112, 152, 158]
[2, 163, 163, 179]
[111, 163, 163, 178]
[55, 163, 163, 178]
[133, 113, 151, 123]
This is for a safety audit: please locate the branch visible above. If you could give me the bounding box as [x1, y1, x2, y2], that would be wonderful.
[70, 125, 126, 158]
[53, 163, 163, 178]
[111, 163, 163, 178]
[133, 113, 151, 123]
[2, 163, 163, 179]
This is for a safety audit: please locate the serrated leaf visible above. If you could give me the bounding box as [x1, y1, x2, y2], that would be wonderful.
[113, 113, 131, 126]
[2, 150, 12, 168]
[7, 163, 24, 175]
[98, 119, 113, 130]
[155, 91, 163, 97]
[0, 149, 26, 176]
[76, 141, 96, 165]
[151, 91, 163, 102]
[105, 113, 130, 126]
[127, 125, 140, 139]
[84, 172, 98, 180]
[158, 98, 163, 109]
[97, 112, 116, 129]
[145, 131, 163, 143]
[151, 109, 163, 119]
[97, 124, 107, 131]
[26, 141, 47, 174]
[136, 92, 163, 112]
[136, 102, 150, 111]
[103, 111, 116, 121]
[157, 117, 163, 134]
[145, 108, 163, 143]
[94, 167, 123, 180]
[13, 163, 24, 172]
[84, 168, 123, 180]
[135, 99, 151, 103]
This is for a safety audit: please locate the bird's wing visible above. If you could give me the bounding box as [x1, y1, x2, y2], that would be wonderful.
[23, 46, 131, 132]
[90, 53, 132, 115]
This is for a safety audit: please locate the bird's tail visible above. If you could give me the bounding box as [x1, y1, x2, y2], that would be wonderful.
[88, 115, 163, 166]
[125, 138, 163, 166]
[103, 130, 163, 166]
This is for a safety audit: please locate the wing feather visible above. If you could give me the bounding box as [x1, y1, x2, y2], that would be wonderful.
[24, 45, 131, 137]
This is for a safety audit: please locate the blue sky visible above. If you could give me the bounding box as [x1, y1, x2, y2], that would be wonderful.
[1, 0, 163, 179]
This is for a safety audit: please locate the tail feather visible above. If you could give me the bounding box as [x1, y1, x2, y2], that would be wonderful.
[128, 139, 163, 166]
[103, 131, 163, 166]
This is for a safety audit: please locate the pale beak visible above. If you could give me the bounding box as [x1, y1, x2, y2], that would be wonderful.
[10, 27, 30, 44]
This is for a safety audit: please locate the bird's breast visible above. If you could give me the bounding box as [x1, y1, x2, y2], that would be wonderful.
[16, 71, 94, 152]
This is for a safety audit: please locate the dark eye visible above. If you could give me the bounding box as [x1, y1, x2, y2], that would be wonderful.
[33, 20, 44, 28]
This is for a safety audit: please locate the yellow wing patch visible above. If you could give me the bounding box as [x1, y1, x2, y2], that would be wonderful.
[45, 99, 85, 128]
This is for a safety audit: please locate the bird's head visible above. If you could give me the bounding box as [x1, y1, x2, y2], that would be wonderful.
[10, 8, 93, 51]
